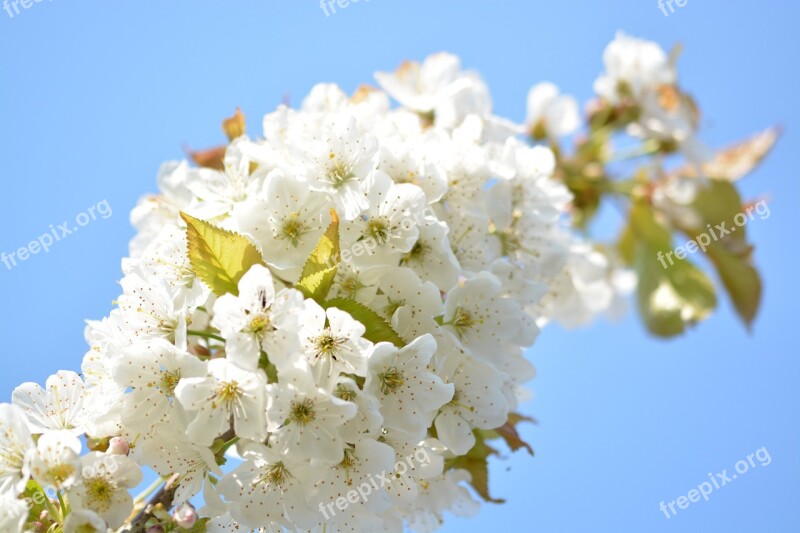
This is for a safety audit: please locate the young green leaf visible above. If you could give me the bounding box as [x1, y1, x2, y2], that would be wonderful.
[181, 212, 265, 296]
[322, 297, 406, 347]
[705, 244, 761, 329]
[23, 480, 53, 528]
[631, 201, 717, 337]
[682, 180, 762, 328]
[185, 517, 210, 533]
[297, 209, 340, 301]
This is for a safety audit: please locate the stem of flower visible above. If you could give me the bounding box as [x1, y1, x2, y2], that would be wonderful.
[120, 473, 180, 533]
[120, 428, 237, 533]
[132, 477, 166, 506]
[212, 435, 240, 456]
[56, 490, 69, 521]
[606, 139, 660, 163]
[187, 329, 225, 343]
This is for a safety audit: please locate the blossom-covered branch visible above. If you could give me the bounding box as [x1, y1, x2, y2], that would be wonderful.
[0, 32, 775, 533]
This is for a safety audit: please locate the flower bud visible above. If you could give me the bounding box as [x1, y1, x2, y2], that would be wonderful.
[146, 526, 165, 533]
[173, 502, 197, 529]
[106, 436, 130, 455]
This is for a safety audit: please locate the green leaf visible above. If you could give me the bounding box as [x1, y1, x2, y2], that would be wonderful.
[447, 433, 505, 504]
[322, 298, 406, 347]
[258, 351, 279, 383]
[631, 201, 717, 337]
[682, 180, 762, 328]
[181, 212, 265, 296]
[617, 221, 636, 266]
[186, 518, 211, 533]
[705, 245, 761, 328]
[23, 480, 54, 527]
[297, 209, 340, 301]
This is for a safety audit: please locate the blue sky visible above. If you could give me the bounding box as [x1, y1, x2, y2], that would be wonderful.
[1, 1, 798, 531]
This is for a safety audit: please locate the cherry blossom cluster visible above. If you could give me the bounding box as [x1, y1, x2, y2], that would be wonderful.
[0, 33, 707, 533]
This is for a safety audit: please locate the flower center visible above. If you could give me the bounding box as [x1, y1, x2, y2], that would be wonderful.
[366, 218, 390, 243]
[160, 370, 181, 396]
[279, 212, 308, 247]
[393, 170, 417, 184]
[311, 330, 348, 363]
[402, 240, 430, 264]
[327, 159, 357, 188]
[338, 275, 364, 298]
[85, 475, 115, 511]
[247, 314, 271, 334]
[337, 447, 359, 484]
[47, 463, 77, 485]
[0, 439, 26, 474]
[339, 447, 357, 470]
[378, 367, 404, 395]
[451, 307, 476, 334]
[383, 298, 405, 318]
[334, 383, 357, 402]
[494, 227, 521, 255]
[212, 381, 241, 409]
[254, 462, 288, 487]
[289, 398, 316, 425]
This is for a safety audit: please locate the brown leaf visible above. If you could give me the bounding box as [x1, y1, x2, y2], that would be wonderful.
[185, 108, 246, 169]
[222, 108, 246, 141]
[187, 145, 226, 170]
[448, 437, 505, 504]
[351, 84, 379, 103]
[670, 126, 780, 181]
[493, 413, 536, 455]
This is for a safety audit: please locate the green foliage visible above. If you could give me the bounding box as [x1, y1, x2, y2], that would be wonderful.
[23, 480, 57, 529]
[297, 209, 340, 302]
[630, 200, 717, 337]
[322, 298, 406, 347]
[186, 518, 211, 532]
[181, 212, 265, 296]
[680, 180, 762, 328]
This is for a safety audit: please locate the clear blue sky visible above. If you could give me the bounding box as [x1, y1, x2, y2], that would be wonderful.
[1, 1, 798, 531]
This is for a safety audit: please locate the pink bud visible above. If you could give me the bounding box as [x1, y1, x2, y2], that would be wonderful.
[107, 436, 130, 456]
[146, 526, 165, 533]
[173, 502, 197, 529]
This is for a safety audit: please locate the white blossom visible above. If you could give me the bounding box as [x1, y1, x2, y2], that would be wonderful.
[175, 358, 267, 445]
[12, 371, 91, 436]
[365, 335, 454, 436]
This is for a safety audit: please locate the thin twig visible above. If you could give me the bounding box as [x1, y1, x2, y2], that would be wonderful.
[120, 428, 236, 532]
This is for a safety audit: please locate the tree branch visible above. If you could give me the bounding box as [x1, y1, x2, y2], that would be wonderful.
[121, 428, 236, 532]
